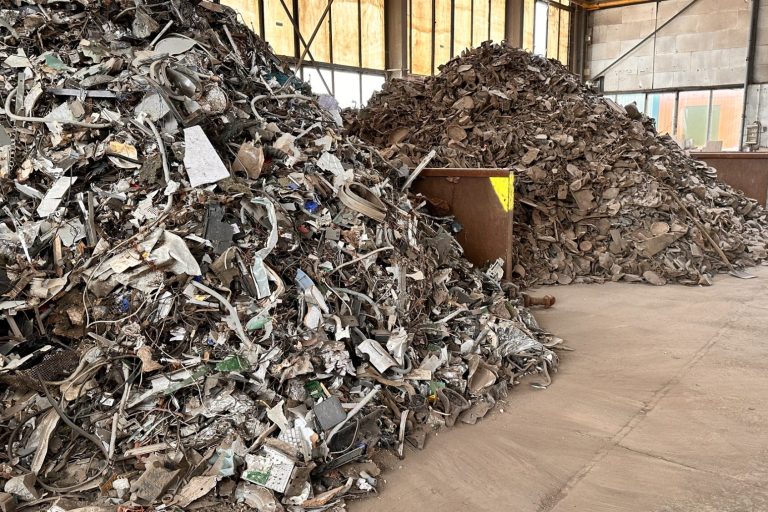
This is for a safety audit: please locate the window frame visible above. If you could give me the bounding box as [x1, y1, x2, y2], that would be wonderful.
[603, 86, 745, 151]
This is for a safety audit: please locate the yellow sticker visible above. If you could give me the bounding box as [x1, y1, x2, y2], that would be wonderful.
[489, 175, 514, 212]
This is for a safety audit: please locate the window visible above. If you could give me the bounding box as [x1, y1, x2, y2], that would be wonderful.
[607, 88, 744, 151]
[616, 93, 646, 111]
[709, 89, 744, 151]
[302, 68, 333, 95]
[525, 0, 571, 66]
[362, 74, 386, 105]
[299, 1, 331, 63]
[360, 0, 386, 69]
[646, 93, 676, 136]
[334, 70, 362, 108]
[677, 91, 711, 149]
[300, 67, 384, 108]
[409, 0, 507, 76]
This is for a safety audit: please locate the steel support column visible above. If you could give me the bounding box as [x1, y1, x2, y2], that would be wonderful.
[385, 0, 409, 78]
[504, 0, 523, 47]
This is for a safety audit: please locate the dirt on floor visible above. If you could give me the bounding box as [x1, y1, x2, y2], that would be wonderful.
[351, 266, 768, 512]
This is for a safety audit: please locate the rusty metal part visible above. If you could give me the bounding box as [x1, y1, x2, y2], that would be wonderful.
[698, 152, 768, 207]
[1, 350, 80, 392]
[413, 168, 515, 279]
[523, 294, 556, 308]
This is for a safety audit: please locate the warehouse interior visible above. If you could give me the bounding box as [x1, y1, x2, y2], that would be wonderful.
[0, 1, 767, 511]
[223, 0, 767, 152]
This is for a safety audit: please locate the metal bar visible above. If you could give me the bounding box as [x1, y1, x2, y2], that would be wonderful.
[357, 0, 363, 68]
[488, 0, 492, 41]
[421, 168, 513, 177]
[258, 0, 266, 39]
[431, 0, 436, 74]
[48, 88, 118, 99]
[402, 0, 409, 74]
[571, 0, 659, 10]
[291, 0, 300, 58]
[672, 90, 680, 138]
[740, 0, 759, 150]
[279, 57, 385, 76]
[409, 0, 413, 72]
[578, 6, 586, 79]
[591, 0, 701, 80]
[470, 0, 475, 45]
[603, 84, 745, 95]
[705, 89, 713, 144]
[358, 0, 363, 103]
[450, 0, 456, 57]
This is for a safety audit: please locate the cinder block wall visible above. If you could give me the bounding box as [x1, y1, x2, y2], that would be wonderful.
[586, 0, 751, 91]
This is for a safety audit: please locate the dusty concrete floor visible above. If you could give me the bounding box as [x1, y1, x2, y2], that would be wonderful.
[352, 267, 768, 512]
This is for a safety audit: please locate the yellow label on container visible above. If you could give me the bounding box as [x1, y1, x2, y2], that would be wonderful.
[489, 175, 514, 212]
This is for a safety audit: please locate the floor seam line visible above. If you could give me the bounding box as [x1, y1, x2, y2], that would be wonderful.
[614, 443, 766, 487]
[537, 295, 752, 512]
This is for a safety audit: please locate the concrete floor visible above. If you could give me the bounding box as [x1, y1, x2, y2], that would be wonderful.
[353, 266, 768, 512]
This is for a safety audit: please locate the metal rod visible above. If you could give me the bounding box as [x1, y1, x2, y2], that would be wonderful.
[571, 0, 664, 9]
[705, 89, 713, 144]
[740, 0, 759, 150]
[591, 0, 701, 80]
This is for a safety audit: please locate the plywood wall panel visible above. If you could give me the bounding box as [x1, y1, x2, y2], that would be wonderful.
[411, 0, 433, 75]
[361, 0, 386, 69]
[299, 1, 331, 63]
[434, 0, 452, 72]
[454, 0, 473, 56]
[472, 0, 489, 47]
[222, 0, 261, 34]
[490, 0, 505, 42]
[264, 0, 295, 57]
[332, 0, 361, 66]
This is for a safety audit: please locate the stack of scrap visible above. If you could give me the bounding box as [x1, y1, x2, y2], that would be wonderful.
[349, 42, 768, 286]
[0, 3, 560, 511]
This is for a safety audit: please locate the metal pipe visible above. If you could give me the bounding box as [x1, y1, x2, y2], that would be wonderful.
[590, 0, 701, 80]
[575, 5, 588, 80]
[740, 0, 759, 150]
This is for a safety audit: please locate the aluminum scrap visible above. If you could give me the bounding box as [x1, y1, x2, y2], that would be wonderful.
[0, 3, 560, 512]
[349, 42, 768, 287]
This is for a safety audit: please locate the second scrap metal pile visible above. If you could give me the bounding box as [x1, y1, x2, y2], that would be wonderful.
[0, 2, 560, 511]
[349, 42, 768, 286]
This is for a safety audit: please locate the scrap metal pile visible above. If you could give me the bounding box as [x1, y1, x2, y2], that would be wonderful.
[349, 42, 768, 286]
[0, 3, 561, 511]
